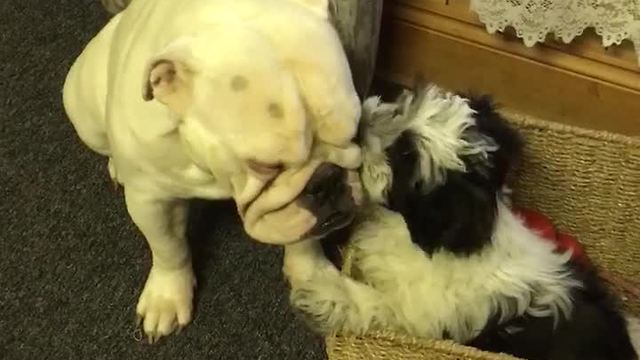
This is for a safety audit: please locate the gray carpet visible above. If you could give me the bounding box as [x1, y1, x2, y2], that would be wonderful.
[0, 1, 326, 359]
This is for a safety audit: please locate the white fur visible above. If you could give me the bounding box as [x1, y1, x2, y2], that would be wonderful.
[359, 96, 405, 203]
[288, 0, 330, 18]
[291, 201, 579, 342]
[408, 86, 497, 188]
[627, 316, 640, 355]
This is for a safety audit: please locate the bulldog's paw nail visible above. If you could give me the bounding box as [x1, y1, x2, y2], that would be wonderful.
[136, 265, 195, 342]
[132, 327, 143, 342]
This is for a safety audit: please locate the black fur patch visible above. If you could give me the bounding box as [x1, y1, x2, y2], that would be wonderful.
[465, 96, 523, 190]
[469, 261, 638, 360]
[384, 96, 522, 255]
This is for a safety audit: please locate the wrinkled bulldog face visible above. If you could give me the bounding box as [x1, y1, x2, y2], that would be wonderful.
[235, 145, 363, 244]
[143, 29, 362, 244]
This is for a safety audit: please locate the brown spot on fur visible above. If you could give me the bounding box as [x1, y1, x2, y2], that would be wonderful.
[230, 75, 249, 91]
[268, 102, 284, 119]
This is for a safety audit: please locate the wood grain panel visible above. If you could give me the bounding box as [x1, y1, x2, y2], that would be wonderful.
[390, 4, 640, 90]
[395, 0, 640, 72]
[376, 15, 640, 136]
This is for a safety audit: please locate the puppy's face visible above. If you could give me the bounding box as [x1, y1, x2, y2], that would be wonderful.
[142, 30, 362, 244]
[357, 86, 523, 256]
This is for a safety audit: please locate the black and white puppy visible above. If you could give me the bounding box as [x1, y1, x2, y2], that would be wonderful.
[290, 84, 640, 360]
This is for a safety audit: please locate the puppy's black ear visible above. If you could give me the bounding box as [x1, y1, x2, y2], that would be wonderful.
[384, 130, 421, 211]
[464, 95, 523, 190]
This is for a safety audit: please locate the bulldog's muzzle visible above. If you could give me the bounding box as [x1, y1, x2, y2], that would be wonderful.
[297, 163, 357, 238]
[239, 159, 362, 245]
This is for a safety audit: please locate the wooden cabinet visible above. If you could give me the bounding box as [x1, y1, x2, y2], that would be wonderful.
[376, 0, 640, 136]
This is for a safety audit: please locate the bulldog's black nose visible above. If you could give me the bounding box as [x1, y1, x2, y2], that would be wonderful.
[298, 163, 356, 238]
[302, 163, 345, 199]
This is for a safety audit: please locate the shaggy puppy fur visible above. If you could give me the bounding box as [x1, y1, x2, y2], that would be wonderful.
[291, 84, 639, 360]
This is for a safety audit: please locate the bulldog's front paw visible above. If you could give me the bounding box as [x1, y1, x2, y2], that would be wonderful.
[136, 265, 196, 343]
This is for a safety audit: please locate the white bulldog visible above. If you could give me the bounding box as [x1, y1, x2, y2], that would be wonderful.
[63, 0, 363, 342]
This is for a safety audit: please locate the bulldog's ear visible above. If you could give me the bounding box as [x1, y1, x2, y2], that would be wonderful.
[290, 0, 329, 19]
[142, 37, 196, 113]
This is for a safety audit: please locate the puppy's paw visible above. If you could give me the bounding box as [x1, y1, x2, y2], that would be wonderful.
[290, 272, 364, 335]
[290, 280, 345, 334]
[290, 273, 393, 336]
[136, 265, 196, 343]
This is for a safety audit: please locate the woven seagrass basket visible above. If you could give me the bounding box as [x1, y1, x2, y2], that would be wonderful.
[325, 112, 640, 360]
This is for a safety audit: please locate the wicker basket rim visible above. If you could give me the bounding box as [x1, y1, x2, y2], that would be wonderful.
[327, 330, 521, 359]
[501, 109, 640, 145]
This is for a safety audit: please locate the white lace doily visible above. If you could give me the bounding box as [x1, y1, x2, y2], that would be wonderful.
[470, 0, 640, 65]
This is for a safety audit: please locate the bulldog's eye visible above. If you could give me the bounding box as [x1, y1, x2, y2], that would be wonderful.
[247, 160, 283, 178]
